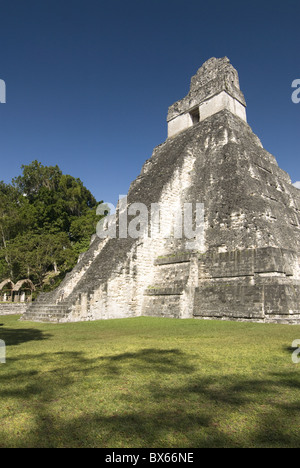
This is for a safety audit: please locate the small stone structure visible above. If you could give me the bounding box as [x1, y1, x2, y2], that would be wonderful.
[22, 57, 300, 324]
[0, 279, 14, 303]
[13, 279, 35, 303]
[0, 279, 35, 315]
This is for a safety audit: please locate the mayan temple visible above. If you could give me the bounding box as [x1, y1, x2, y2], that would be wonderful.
[22, 57, 300, 324]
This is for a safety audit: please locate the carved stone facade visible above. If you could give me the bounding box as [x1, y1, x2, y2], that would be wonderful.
[22, 57, 300, 323]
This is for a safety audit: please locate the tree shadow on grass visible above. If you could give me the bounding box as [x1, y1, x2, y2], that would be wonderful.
[100, 347, 196, 376]
[0, 325, 52, 346]
[1, 348, 300, 447]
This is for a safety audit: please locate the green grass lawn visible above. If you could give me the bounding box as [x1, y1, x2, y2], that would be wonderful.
[1, 315, 300, 448]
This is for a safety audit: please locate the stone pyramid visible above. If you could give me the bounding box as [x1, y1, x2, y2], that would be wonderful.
[22, 57, 300, 324]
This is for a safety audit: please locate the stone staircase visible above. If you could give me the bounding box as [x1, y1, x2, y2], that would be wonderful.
[20, 301, 71, 323]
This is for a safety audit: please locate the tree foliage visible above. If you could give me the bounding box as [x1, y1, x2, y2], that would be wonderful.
[0, 161, 102, 290]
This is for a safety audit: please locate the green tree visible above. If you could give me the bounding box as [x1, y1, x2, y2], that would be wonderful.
[0, 161, 103, 291]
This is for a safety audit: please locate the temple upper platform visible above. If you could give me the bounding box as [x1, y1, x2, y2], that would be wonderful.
[167, 57, 247, 137]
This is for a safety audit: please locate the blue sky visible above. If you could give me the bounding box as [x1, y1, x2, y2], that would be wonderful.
[0, 0, 299, 206]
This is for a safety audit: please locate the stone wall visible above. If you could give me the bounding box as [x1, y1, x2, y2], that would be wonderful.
[194, 247, 300, 323]
[0, 303, 27, 315]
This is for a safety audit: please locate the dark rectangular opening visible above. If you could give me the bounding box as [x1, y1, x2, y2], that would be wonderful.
[190, 107, 200, 125]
